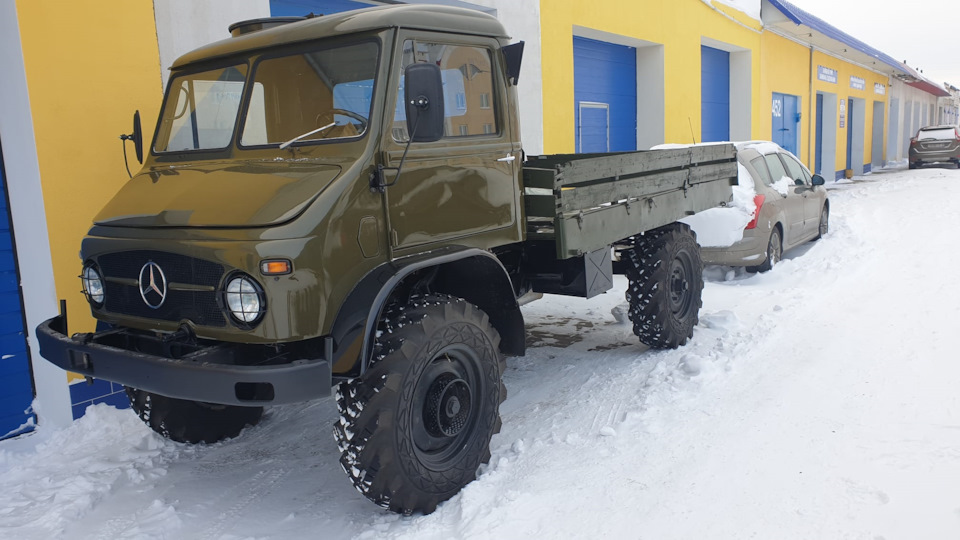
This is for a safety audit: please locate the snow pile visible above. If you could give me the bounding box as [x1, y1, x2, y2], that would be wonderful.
[680, 162, 756, 247]
[770, 175, 793, 196]
[699, 0, 761, 20]
[3, 163, 960, 539]
[0, 405, 177, 539]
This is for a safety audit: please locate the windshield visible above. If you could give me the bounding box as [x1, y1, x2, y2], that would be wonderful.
[153, 40, 380, 153]
[154, 65, 248, 152]
[241, 41, 379, 147]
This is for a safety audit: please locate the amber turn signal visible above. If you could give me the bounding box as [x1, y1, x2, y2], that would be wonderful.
[260, 259, 292, 275]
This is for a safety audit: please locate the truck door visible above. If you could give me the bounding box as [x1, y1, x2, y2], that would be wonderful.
[380, 35, 519, 254]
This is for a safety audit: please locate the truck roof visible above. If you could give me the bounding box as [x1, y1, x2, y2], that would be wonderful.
[172, 4, 509, 70]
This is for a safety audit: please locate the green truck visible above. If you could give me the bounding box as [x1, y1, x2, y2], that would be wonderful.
[37, 5, 735, 514]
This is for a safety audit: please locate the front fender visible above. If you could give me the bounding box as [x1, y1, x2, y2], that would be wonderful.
[328, 246, 523, 377]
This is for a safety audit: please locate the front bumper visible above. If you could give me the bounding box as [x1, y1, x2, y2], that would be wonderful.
[36, 315, 332, 406]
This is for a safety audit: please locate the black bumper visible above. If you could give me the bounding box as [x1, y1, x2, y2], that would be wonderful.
[36, 315, 332, 406]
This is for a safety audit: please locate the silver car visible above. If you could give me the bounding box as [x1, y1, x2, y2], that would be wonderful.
[700, 142, 829, 272]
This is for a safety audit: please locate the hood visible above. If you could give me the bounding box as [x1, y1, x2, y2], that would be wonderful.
[94, 161, 342, 228]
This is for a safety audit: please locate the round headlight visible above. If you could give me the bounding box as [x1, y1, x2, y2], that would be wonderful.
[225, 275, 264, 324]
[82, 265, 104, 306]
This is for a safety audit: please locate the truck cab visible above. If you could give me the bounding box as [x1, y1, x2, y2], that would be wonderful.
[37, 4, 733, 515]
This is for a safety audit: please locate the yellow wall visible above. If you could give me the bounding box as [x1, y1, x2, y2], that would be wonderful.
[540, 0, 764, 153]
[759, 32, 888, 173]
[17, 1, 162, 337]
[811, 49, 888, 174]
[759, 31, 810, 160]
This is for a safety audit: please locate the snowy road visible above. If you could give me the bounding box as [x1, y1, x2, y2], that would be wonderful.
[3, 163, 960, 539]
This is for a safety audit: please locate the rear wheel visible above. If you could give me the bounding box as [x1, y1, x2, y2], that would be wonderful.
[750, 227, 782, 273]
[624, 223, 703, 349]
[334, 294, 505, 514]
[125, 388, 263, 444]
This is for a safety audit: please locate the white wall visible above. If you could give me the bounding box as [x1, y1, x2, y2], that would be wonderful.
[0, 2, 73, 429]
[465, 0, 544, 155]
[154, 0, 271, 89]
[887, 78, 942, 161]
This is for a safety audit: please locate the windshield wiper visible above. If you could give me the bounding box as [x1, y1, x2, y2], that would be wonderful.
[279, 122, 337, 150]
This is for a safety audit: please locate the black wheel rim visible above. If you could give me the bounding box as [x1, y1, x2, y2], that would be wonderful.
[668, 248, 695, 319]
[411, 345, 483, 470]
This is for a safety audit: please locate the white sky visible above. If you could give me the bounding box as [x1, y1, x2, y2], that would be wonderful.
[787, 0, 960, 87]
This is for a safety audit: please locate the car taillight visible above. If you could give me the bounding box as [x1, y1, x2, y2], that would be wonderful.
[745, 194, 765, 230]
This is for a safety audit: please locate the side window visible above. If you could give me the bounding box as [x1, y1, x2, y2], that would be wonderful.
[393, 40, 498, 141]
[779, 154, 810, 185]
[763, 154, 789, 184]
[749, 156, 773, 186]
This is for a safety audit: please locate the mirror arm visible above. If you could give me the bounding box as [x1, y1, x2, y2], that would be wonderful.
[119, 134, 135, 179]
[370, 102, 425, 193]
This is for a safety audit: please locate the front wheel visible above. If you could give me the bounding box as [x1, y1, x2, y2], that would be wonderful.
[624, 223, 704, 349]
[125, 388, 263, 444]
[334, 294, 505, 514]
[814, 205, 829, 240]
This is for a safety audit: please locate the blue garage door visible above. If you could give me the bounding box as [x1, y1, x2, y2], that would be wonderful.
[772, 92, 800, 156]
[574, 36, 636, 153]
[701, 46, 730, 142]
[0, 142, 35, 440]
[270, 0, 364, 16]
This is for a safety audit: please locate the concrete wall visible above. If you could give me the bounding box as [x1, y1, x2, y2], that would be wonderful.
[887, 78, 942, 161]
[154, 0, 271, 89]
[465, 0, 544, 155]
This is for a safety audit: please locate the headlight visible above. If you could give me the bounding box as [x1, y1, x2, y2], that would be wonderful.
[81, 264, 104, 306]
[224, 274, 265, 325]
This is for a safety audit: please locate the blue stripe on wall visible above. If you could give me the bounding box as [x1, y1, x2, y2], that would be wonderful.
[0, 142, 35, 440]
[269, 0, 367, 16]
[701, 46, 730, 142]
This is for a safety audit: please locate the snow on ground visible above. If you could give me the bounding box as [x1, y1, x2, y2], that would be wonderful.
[4, 163, 960, 539]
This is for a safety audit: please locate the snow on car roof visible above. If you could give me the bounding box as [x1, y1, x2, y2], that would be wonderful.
[651, 140, 786, 156]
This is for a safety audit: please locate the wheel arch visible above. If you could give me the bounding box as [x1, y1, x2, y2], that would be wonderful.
[329, 247, 524, 378]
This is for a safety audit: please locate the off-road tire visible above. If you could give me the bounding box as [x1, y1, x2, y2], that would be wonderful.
[749, 227, 782, 273]
[814, 205, 829, 240]
[125, 387, 263, 444]
[334, 294, 506, 515]
[624, 223, 704, 349]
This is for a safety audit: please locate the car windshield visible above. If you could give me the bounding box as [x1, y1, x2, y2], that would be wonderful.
[242, 41, 379, 147]
[154, 65, 248, 152]
[153, 40, 379, 153]
[917, 128, 957, 141]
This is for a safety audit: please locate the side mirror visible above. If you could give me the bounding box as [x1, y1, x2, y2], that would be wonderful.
[811, 174, 825, 186]
[121, 110, 144, 164]
[404, 63, 445, 143]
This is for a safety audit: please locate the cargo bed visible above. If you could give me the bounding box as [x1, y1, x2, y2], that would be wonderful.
[522, 144, 738, 259]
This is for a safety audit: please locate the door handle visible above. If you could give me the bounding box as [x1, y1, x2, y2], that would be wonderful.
[496, 155, 516, 162]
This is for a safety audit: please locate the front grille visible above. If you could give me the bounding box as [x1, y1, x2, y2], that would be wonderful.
[98, 250, 227, 327]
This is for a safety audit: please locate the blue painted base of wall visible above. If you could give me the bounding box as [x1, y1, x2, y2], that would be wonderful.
[835, 170, 846, 181]
[70, 378, 130, 420]
[863, 163, 872, 174]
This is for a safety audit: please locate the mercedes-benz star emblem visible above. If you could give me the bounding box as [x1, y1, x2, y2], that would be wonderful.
[139, 261, 167, 309]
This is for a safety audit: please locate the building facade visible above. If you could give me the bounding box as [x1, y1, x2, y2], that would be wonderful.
[0, 0, 953, 438]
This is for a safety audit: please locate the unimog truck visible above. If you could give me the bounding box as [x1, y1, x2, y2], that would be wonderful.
[37, 5, 736, 514]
